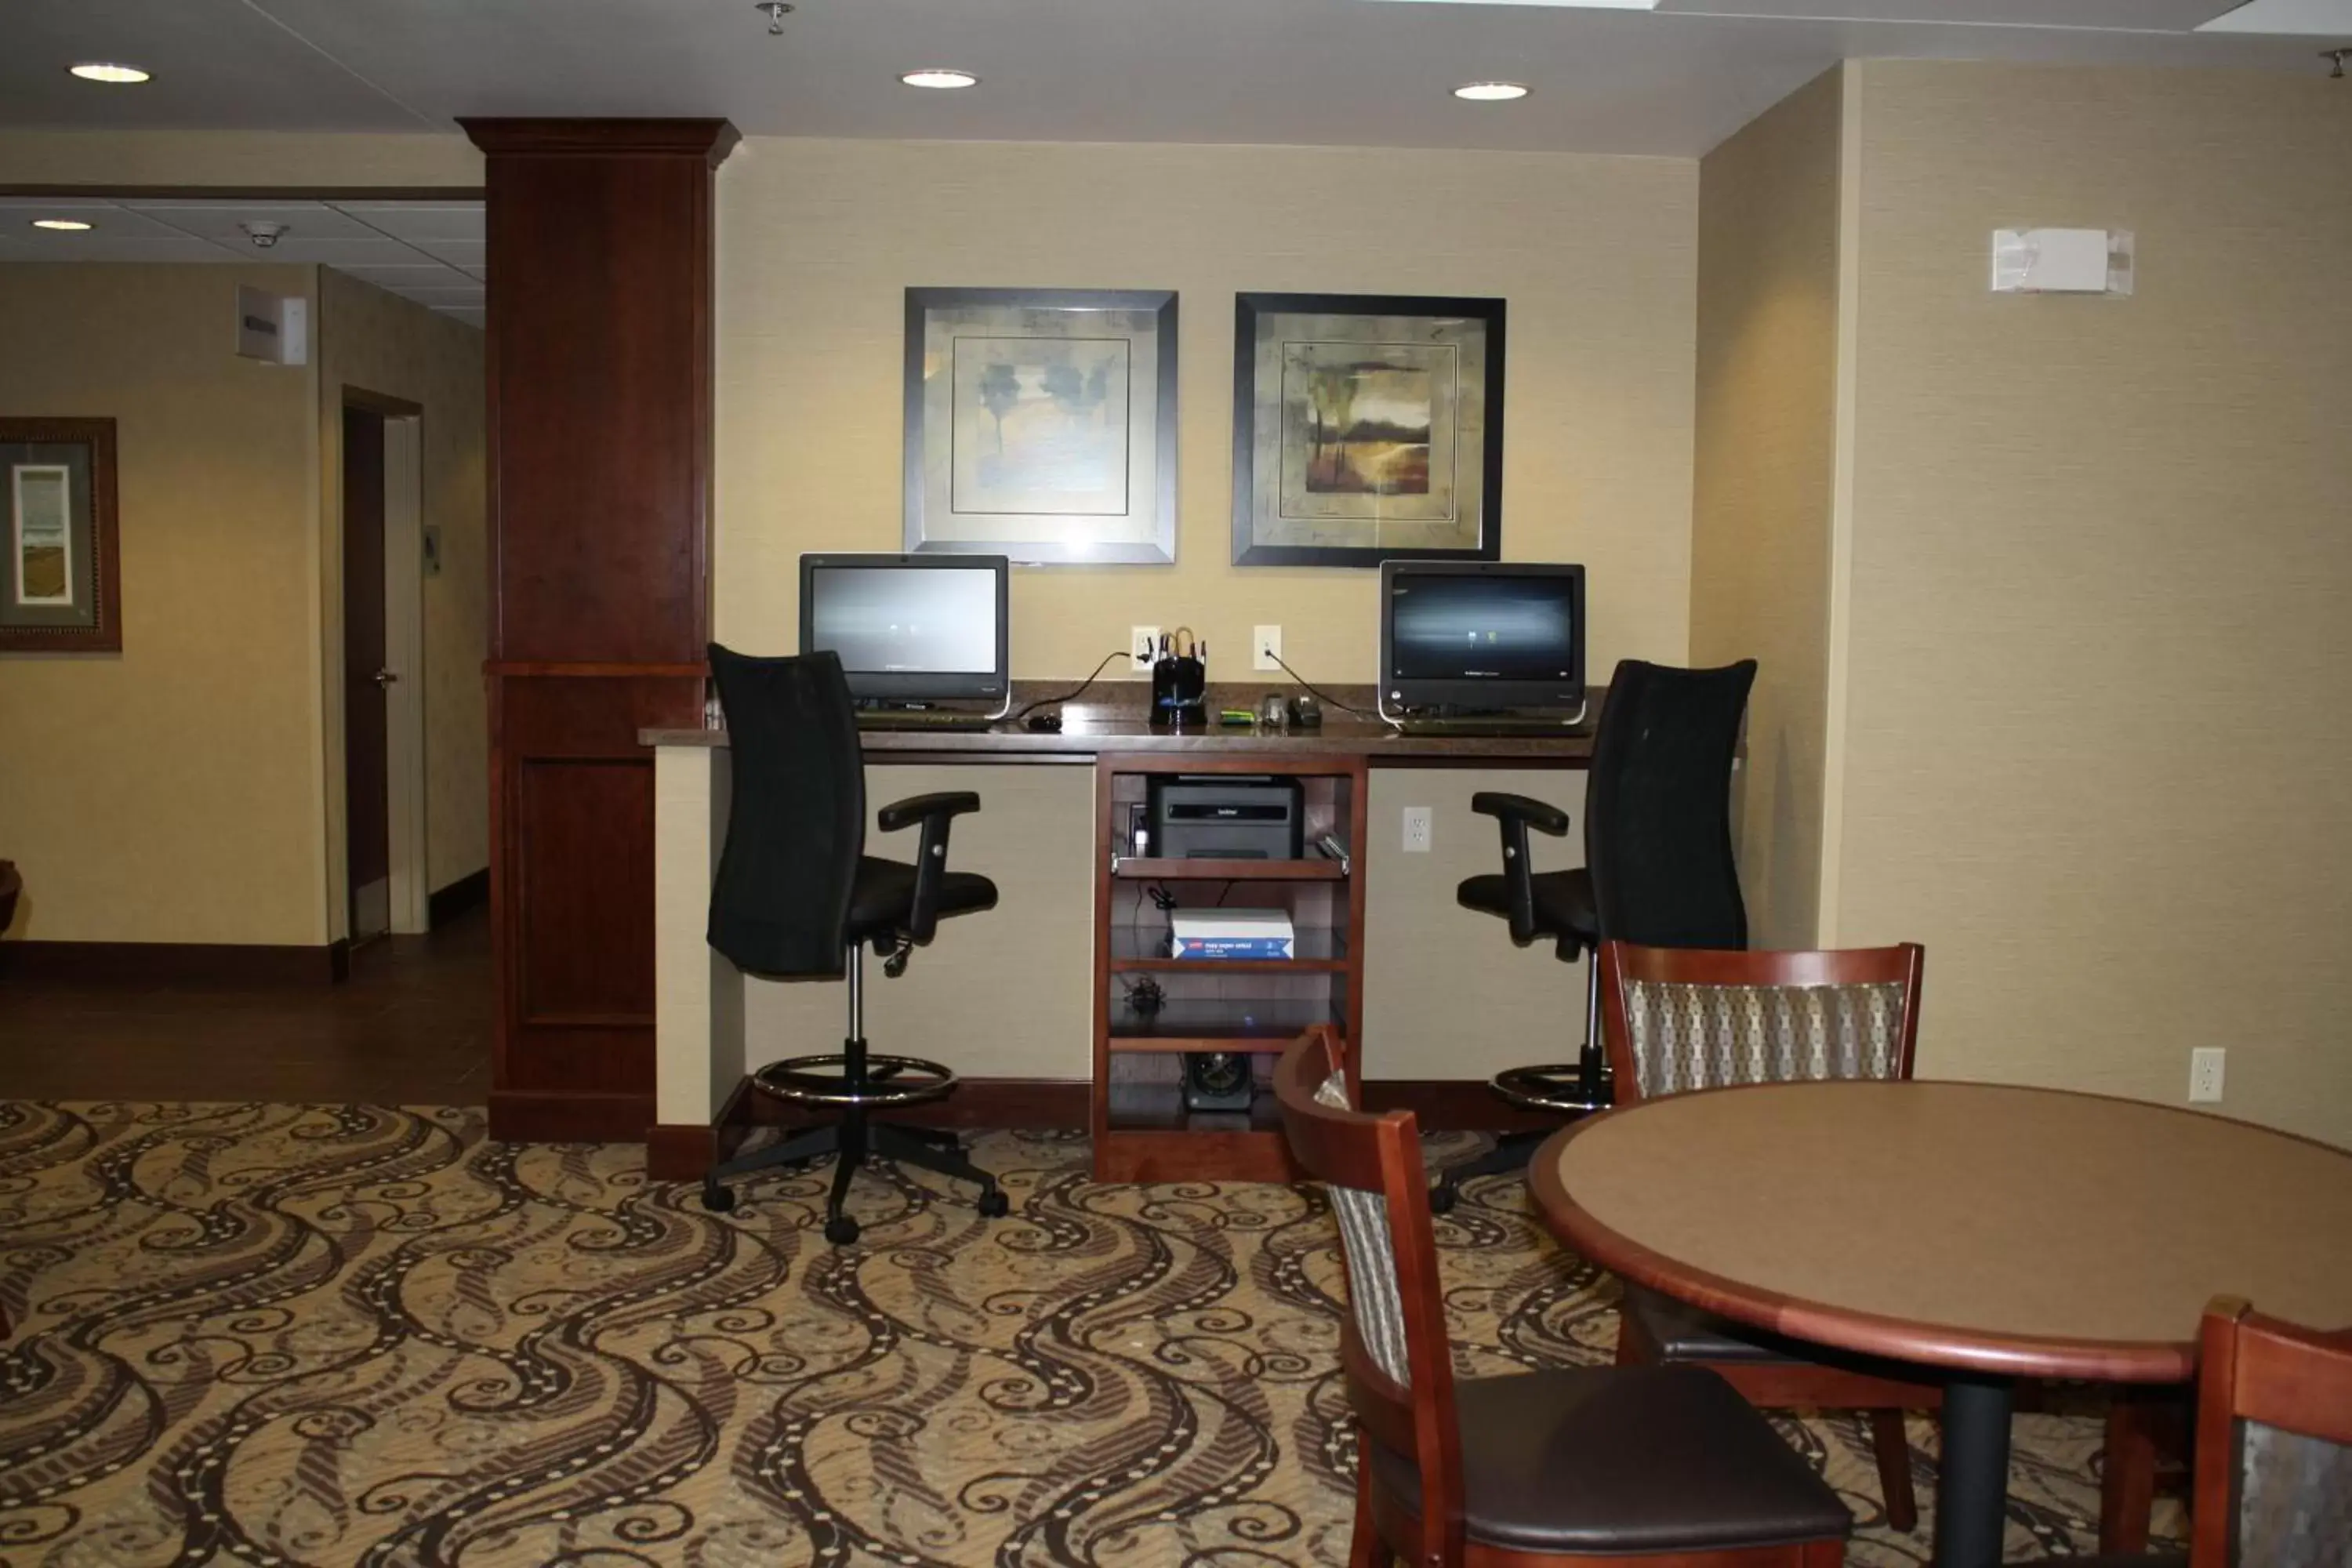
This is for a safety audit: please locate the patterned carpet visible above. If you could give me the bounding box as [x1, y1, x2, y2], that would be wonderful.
[0, 1103, 2174, 1566]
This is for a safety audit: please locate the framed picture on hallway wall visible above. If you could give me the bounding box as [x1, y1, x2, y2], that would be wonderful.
[1231, 293, 1504, 568]
[904, 288, 1178, 565]
[1, 417, 120, 653]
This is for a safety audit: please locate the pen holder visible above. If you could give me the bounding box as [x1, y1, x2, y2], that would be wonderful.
[1151, 653, 1207, 728]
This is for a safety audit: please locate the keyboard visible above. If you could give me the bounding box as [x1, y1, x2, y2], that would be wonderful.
[856, 710, 998, 732]
[1393, 715, 1590, 738]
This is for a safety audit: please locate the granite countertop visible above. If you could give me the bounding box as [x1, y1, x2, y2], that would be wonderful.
[641, 680, 1599, 764]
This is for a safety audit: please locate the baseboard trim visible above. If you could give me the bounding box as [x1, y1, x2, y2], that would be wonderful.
[0, 938, 350, 985]
[427, 868, 490, 927]
[489, 1089, 657, 1143]
[644, 1120, 721, 1181]
[1361, 1079, 1563, 1132]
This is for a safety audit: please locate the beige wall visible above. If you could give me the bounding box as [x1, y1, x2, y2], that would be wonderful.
[712, 136, 1698, 681]
[0, 132, 478, 191]
[1835, 62, 2352, 1146]
[1689, 68, 1846, 949]
[0, 263, 327, 945]
[317, 267, 489, 903]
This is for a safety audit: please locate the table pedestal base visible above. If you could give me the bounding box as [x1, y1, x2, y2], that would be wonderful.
[1936, 1377, 2014, 1568]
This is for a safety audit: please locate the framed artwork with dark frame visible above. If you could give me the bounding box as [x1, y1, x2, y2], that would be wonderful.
[1231, 292, 1504, 568]
[2, 417, 121, 653]
[904, 287, 1178, 565]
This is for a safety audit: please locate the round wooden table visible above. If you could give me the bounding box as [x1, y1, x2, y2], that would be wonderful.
[1529, 1080, 2352, 1568]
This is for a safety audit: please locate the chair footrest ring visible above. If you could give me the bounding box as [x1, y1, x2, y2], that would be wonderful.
[750, 1054, 959, 1109]
[1492, 1062, 1613, 1114]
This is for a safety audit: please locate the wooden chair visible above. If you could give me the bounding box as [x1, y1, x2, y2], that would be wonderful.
[1273, 1025, 1851, 1568]
[1597, 940, 1938, 1534]
[2032, 1297, 2351, 1567]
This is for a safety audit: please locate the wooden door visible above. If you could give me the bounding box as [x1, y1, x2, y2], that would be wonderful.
[343, 405, 390, 942]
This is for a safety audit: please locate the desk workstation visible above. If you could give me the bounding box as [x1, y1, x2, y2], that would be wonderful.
[641, 553, 1629, 1186]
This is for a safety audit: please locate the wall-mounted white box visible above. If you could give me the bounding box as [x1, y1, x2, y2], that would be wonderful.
[1991, 228, 2134, 296]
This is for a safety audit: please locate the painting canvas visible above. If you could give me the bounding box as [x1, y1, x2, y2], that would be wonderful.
[1232, 294, 1504, 568]
[1, 419, 119, 653]
[906, 289, 1177, 564]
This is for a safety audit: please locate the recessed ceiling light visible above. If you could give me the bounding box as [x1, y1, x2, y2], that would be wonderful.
[900, 68, 979, 89]
[1454, 82, 1530, 101]
[68, 62, 151, 84]
[31, 219, 95, 231]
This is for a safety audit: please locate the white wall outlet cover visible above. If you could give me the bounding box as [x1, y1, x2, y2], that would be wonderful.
[2189, 1046, 2226, 1104]
[1991, 228, 2133, 296]
[1131, 626, 1160, 673]
[1402, 806, 1432, 852]
[1254, 626, 1283, 672]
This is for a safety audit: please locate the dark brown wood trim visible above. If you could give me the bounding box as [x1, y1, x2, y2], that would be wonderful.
[427, 868, 490, 927]
[644, 1120, 720, 1181]
[488, 1088, 657, 1143]
[1527, 1100, 2202, 1385]
[0, 938, 347, 985]
[343, 386, 426, 419]
[1359, 1080, 1566, 1132]
[459, 118, 741, 164]
[485, 660, 710, 678]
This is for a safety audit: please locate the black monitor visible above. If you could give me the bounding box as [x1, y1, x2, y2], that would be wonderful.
[799, 553, 1010, 706]
[1378, 560, 1585, 714]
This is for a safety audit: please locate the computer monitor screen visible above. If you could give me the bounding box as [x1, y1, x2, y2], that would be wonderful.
[1380, 561, 1584, 712]
[799, 554, 1009, 703]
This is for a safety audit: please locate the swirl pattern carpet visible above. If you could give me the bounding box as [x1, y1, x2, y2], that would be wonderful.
[0, 1102, 2170, 1566]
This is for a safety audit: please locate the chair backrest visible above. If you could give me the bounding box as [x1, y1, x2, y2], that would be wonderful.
[1272, 1028, 1465, 1568]
[1585, 659, 1756, 950]
[2192, 1297, 2352, 1568]
[705, 644, 866, 978]
[1600, 941, 1924, 1103]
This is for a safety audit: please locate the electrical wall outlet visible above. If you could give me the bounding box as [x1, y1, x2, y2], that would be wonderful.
[1402, 806, 1432, 853]
[1131, 626, 1160, 673]
[2188, 1047, 2226, 1104]
[1254, 625, 1283, 673]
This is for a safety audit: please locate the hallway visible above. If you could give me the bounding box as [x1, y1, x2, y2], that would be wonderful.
[0, 909, 491, 1105]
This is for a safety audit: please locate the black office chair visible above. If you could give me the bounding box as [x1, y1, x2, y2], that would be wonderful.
[1434, 658, 1756, 1214]
[696, 644, 1011, 1244]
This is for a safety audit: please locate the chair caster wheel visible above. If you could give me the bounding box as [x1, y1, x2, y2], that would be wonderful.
[700, 1182, 737, 1214]
[977, 1189, 1010, 1218]
[824, 1215, 861, 1245]
[1428, 1181, 1459, 1216]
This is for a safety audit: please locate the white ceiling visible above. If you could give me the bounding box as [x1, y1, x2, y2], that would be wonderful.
[0, 198, 486, 328]
[0, 0, 2345, 158]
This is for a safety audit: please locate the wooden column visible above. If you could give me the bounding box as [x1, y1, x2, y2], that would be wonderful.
[463, 118, 739, 1142]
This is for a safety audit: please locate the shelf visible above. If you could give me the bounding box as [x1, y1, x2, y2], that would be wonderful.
[1108, 996, 1339, 1045]
[1105, 1083, 1283, 1134]
[1098, 1087, 1298, 1183]
[1112, 857, 1345, 882]
[1109, 924, 1348, 974]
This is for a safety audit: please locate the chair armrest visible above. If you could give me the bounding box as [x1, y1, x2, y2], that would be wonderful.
[1470, 793, 1567, 947]
[877, 791, 981, 833]
[1470, 792, 1570, 837]
[876, 792, 982, 947]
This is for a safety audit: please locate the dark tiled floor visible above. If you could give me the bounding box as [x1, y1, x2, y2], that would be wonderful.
[0, 908, 490, 1104]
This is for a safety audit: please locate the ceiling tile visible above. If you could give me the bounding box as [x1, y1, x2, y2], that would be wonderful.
[247, 237, 424, 264]
[438, 308, 488, 329]
[388, 285, 487, 306]
[415, 238, 488, 270]
[336, 202, 485, 243]
[2, 234, 245, 263]
[0, 199, 205, 241]
[2198, 0, 2352, 32]
[334, 262, 470, 287]
[123, 199, 382, 247]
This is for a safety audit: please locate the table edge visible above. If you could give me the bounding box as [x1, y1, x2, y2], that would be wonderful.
[1526, 1085, 2224, 1385]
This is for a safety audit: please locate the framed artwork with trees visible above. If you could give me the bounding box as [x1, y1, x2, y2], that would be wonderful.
[903, 288, 1178, 564]
[1230, 293, 1504, 568]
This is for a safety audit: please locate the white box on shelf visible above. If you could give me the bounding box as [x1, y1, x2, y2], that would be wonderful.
[1171, 908, 1295, 961]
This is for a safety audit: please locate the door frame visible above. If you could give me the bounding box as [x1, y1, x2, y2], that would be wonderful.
[344, 387, 430, 935]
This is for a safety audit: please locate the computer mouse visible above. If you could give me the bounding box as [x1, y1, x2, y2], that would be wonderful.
[1024, 712, 1064, 732]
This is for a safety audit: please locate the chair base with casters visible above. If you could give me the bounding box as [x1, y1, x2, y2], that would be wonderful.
[700, 940, 1011, 1243]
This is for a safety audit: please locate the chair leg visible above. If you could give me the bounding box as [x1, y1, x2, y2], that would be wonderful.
[1349, 1447, 1385, 1568]
[873, 1123, 1006, 1210]
[1428, 1127, 1549, 1213]
[2098, 1391, 2168, 1555]
[1868, 1409, 1920, 1534]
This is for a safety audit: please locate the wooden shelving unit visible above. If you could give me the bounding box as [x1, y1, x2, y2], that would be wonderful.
[1091, 752, 1369, 1181]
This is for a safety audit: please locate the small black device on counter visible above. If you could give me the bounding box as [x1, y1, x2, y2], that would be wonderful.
[1182, 1051, 1255, 1112]
[1149, 629, 1208, 728]
[1149, 775, 1305, 860]
[1288, 694, 1322, 729]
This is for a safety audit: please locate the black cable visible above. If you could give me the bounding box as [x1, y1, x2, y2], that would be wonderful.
[1011, 649, 1127, 723]
[1261, 645, 1384, 721]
